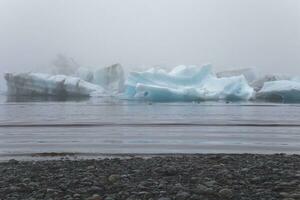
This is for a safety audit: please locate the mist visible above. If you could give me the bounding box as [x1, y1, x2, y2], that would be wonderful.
[0, 0, 299, 89]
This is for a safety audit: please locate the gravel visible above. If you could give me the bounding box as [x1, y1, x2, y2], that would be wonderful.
[0, 154, 299, 200]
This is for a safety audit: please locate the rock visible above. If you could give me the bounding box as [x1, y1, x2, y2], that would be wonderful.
[104, 196, 115, 200]
[175, 191, 190, 200]
[280, 192, 291, 198]
[190, 194, 202, 200]
[195, 184, 214, 194]
[87, 165, 95, 170]
[290, 193, 300, 198]
[219, 188, 233, 199]
[164, 166, 178, 176]
[88, 186, 103, 193]
[158, 198, 171, 200]
[204, 180, 217, 187]
[86, 194, 102, 200]
[73, 193, 81, 198]
[8, 159, 19, 164]
[108, 174, 121, 183]
[155, 166, 178, 176]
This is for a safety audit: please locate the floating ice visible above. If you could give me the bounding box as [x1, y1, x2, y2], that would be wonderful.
[75, 67, 94, 82]
[256, 80, 300, 102]
[217, 68, 258, 83]
[125, 65, 254, 102]
[5, 73, 105, 97]
[93, 64, 125, 93]
[73, 64, 125, 94]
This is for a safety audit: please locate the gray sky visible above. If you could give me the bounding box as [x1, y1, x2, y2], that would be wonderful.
[0, 0, 299, 75]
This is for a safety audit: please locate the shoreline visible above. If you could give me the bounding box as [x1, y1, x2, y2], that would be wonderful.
[1, 154, 299, 200]
[0, 152, 299, 162]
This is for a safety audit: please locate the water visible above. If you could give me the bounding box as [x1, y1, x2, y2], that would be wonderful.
[0, 94, 300, 156]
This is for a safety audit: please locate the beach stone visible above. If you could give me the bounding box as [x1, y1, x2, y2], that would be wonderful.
[158, 198, 171, 200]
[108, 174, 121, 183]
[219, 188, 233, 198]
[73, 193, 81, 198]
[195, 184, 214, 194]
[86, 194, 102, 200]
[175, 191, 190, 200]
[290, 193, 300, 198]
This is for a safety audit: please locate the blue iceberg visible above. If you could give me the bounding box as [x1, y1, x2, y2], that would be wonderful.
[125, 65, 254, 102]
[5, 73, 106, 97]
[256, 80, 300, 102]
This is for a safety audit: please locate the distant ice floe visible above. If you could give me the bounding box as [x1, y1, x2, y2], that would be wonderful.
[4, 63, 125, 97]
[217, 68, 258, 84]
[256, 80, 300, 102]
[4, 62, 300, 103]
[5, 73, 105, 97]
[75, 64, 125, 94]
[125, 64, 254, 102]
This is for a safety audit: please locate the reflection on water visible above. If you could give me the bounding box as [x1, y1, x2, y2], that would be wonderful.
[0, 94, 300, 155]
[6, 94, 90, 103]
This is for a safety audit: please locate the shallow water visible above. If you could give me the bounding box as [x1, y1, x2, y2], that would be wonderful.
[0, 95, 300, 155]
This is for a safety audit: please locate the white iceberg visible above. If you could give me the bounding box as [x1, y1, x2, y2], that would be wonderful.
[125, 64, 254, 102]
[75, 67, 94, 82]
[5, 73, 105, 97]
[217, 68, 258, 84]
[256, 80, 300, 102]
[93, 63, 125, 93]
[73, 64, 125, 94]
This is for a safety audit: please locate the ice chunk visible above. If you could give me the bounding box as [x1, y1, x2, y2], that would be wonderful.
[125, 64, 254, 102]
[251, 74, 294, 92]
[93, 64, 125, 93]
[256, 80, 300, 102]
[75, 67, 94, 82]
[217, 68, 258, 83]
[5, 73, 105, 97]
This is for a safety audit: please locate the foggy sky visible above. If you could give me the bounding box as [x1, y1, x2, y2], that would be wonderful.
[0, 0, 299, 75]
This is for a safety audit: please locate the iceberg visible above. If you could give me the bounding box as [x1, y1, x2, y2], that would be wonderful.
[75, 67, 94, 82]
[256, 80, 300, 102]
[125, 64, 254, 102]
[93, 63, 125, 93]
[217, 68, 258, 83]
[5, 73, 105, 97]
[250, 75, 294, 92]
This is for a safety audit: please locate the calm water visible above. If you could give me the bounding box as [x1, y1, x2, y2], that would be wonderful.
[0, 94, 300, 156]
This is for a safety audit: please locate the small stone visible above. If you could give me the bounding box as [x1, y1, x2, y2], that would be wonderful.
[46, 188, 55, 193]
[175, 191, 190, 200]
[86, 194, 102, 200]
[190, 194, 201, 200]
[108, 174, 121, 183]
[280, 192, 290, 197]
[204, 180, 217, 187]
[195, 184, 214, 194]
[8, 159, 19, 164]
[73, 193, 81, 198]
[158, 198, 171, 200]
[87, 165, 95, 170]
[219, 188, 233, 199]
[290, 193, 300, 198]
